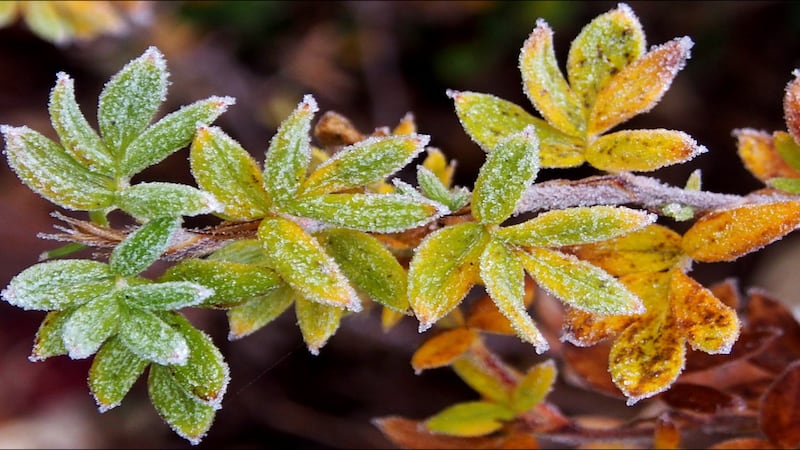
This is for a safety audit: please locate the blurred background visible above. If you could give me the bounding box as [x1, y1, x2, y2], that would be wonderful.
[1, 1, 800, 448]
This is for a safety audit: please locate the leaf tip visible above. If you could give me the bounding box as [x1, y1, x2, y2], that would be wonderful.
[445, 89, 462, 100]
[301, 94, 319, 114]
[142, 46, 167, 70]
[418, 320, 434, 333]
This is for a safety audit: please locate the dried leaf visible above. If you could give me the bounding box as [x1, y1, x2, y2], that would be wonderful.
[295, 296, 344, 355]
[510, 360, 557, 413]
[148, 364, 215, 445]
[115, 182, 220, 220]
[760, 361, 800, 449]
[562, 341, 624, 398]
[424, 401, 516, 437]
[313, 111, 365, 148]
[374, 417, 538, 450]
[735, 128, 800, 182]
[784, 70, 800, 143]
[89, 337, 148, 412]
[745, 290, 800, 374]
[411, 328, 478, 373]
[119, 308, 189, 365]
[585, 129, 705, 172]
[227, 284, 294, 340]
[62, 291, 120, 359]
[2, 259, 114, 311]
[658, 383, 745, 415]
[109, 217, 180, 277]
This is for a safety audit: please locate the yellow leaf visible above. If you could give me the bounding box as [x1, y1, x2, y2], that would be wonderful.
[411, 328, 478, 373]
[422, 148, 455, 188]
[295, 296, 344, 355]
[452, 354, 515, 405]
[682, 200, 800, 262]
[381, 307, 404, 332]
[424, 401, 516, 438]
[784, 70, 800, 143]
[735, 128, 800, 183]
[562, 306, 635, 347]
[393, 112, 417, 136]
[585, 129, 705, 172]
[510, 360, 557, 413]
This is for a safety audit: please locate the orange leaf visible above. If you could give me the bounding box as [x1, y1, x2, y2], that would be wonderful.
[653, 414, 680, 450]
[373, 417, 539, 450]
[784, 70, 800, 143]
[411, 328, 478, 373]
[709, 438, 778, 449]
[585, 129, 705, 172]
[562, 306, 635, 347]
[682, 200, 800, 262]
[760, 361, 800, 449]
[562, 341, 625, 398]
[735, 128, 800, 182]
[466, 279, 535, 335]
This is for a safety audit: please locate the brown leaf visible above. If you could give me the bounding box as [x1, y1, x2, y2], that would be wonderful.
[760, 361, 800, 449]
[562, 341, 625, 399]
[313, 110, 365, 148]
[373, 417, 538, 449]
[745, 289, 800, 374]
[784, 71, 800, 144]
[684, 326, 781, 373]
[658, 383, 746, 415]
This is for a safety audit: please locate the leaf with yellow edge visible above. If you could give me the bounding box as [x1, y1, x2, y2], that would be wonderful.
[567, 224, 684, 277]
[257, 217, 360, 311]
[562, 306, 635, 347]
[519, 20, 586, 136]
[452, 354, 514, 405]
[735, 128, 800, 183]
[295, 296, 344, 355]
[422, 147, 455, 188]
[567, 3, 645, 111]
[424, 401, 516, 438]
[510, 360, 557, 413]
[784, 69, 800, 143]
[774, 131, 800, 171]
[466, 279, 535, 336]
[497, 206, 654, 248]
[682, 200, 800, 262]
[589, 37, 693, 136]
[586, 129, 705, 172]
[408, 222, 489, 331]
[411, 328, 478, 373]
[480, 239, 548, 353]
[669, 269, 740, 354]
[227, 284, 294, 340]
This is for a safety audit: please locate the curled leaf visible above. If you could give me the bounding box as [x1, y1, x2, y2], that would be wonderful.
[411, 328, 478, 373]
[585, 129, 706, 172]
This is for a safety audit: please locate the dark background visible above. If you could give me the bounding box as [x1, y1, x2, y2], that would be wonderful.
[1, 1, 799, 448]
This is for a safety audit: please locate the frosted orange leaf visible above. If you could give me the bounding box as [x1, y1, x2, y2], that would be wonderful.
[411, 328, 478, 373]
[735, 128, 800, 182]
[784, 70, 800, 143]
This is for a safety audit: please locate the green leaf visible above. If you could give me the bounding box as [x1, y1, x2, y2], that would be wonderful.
[769, 177, 800, 194]
[299, 134, 429, 196]
[479, 239, 547, 353]
[115, 182, 220, 220]
[417, 165, 470, 212]
[262, 95, 317, 207]
[318, 228, 409, 313]
[496, 206, 655, 247]
[62, 291, 120, 359]
[2, 259, 114, 311]
[208, 239, 269, 266]
[2, 125, 114, 210]
[109, 217, 180, 276]
[49, 72, 113, 174]
[228, 284, 294, 340]
[121, 96, 235, 176]
[408, 222, 489, 331]
[510, 360, 557, 413]
[473, 127, 540, 225]
[98, 46, 168, 154]
[161, 259, 282, 308]
[89, 337, 149, 412]
[519, 247, 644, 316]
[119, 307, 189, 365]
[190, 126, 270, 220]
[774, 131, 800, 171]
[257, 217, 360, 311]
[424, 401, 515, 437]
[119, 282, 213, 310]
[148, 364, 215, 445]
[30, 310, 74, 361]
[451, 355, 513, 404]
[296, 296, 344, 355]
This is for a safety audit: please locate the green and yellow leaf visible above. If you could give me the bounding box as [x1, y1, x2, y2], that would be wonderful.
[735, 128, 800, 183]
[769, 177, 800, 194]
[452, 353, 515, 405]
[422, 147, 456, 187]
[161, 259, 281, 308]
[30, 309, 74, 361]
[424, 401, 516, 437]
[774, 131, 800, 172]
[510, 360, 557, 413]
[585, 129, 705, 172]
[295, 296, 344, 355]
[411, 328, 478, 373]
[465, 279, 535, 336]
[227, 284, 294, 340]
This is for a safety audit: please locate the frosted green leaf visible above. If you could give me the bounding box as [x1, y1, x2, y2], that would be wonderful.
[89, 337, 148, 412]
[119, 282, 213, 311]
[49, 72, 113, 174]
[424, 401, 515, 437]
[62, 291, 120, 359]
[299, 134, 429, 196]
[262, 94, 318, 207]
[296, 296, 344, 355]
[109, 217, 179, 277]
[121, 96, 234, 176]
[98, 47, 168, 154]
[510, 360, 557, 413]
[30, 310, 73, 361]
[496, 206, 655, 247]
[417, 165, 470, 212]
[519, 247, 644, 315]
[2, 259, 114, 311]
[774, 131, 800, 171]
[769, 177, 800, 194]
[567, 4, 645, 110]
[452, 355, 513, 404]
[2, 125, 115, 210]
[408, 222, 489, 331]
[288, 193, 446, 233]
[257, 217, 360, 311]
[228, 284, 294, 340]
[115, 182, 220, 220]
[473, 127, 540, 225]
[148, 364, 215, 445]
[208, 239, 269, 266]
[318, 228, 409, 313]
[191, 126, 270, 220]
[119, 307, 189, 365]
[479, 239, 548, 353]
[161, 259, 281, 308]
[161, 313, 229, 407]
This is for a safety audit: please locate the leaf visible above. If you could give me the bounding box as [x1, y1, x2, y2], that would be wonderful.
[473, 127, 540, 225]
[768, 177, 800, 194]
[784, 69, 800, 144]
[257, 217, 360, 311]
[381, 308, 405, 332]
[208, 239, 269, 266]
[2, 125, 114, 210]
[2, 259, 114, 311]
[109, 217, 180, 276]
[658, 383, 746, 415]
[148, 364, 215, 445]
[190, 125, 270, 220]
[49, 72, 113, 174]
[374, 417, 539, 450]
[519, 247, 644, 316]
[562, 306, 635, 347]
[313, 110, 365, 147]
[452, 354, 514, 405]
[497, 206, 655, 248]
[115, 182, 220, 220]
[295, 296, 344, 355]
[318, 228, 409, 313]
[773, 130, 800, 171]
[567, 4, 645, 111]
[408, 222, 489, 331]
[589, 37, 693, 135]
[682, 200, 800, 262]
[425, 401, 516, 438]
[562, 341, 624, 398]
[288, 192, 445, 233]
[0, 1, 17, 27]
[121, 96, 234, 176]
[735, 128, 800, 183]
[760, 361, 800, 449]
[119, 308, 189, 365]
[710, 438, 778, 450]
[479, 239, 548, 352]
[510, 360, 557, 413]
[30, 310, 73, 361]
[89, 337, 148, 412]
[411, 328, 478, 373]
[466, 279, 536, 336]
[653, 415, 681, 450]
[519, 20, 586, 136]
[227, 284, 294, 340]
[744, 290, 800, 374]
[161, 259, 281, 308]
[119, 282, 213, 311]
[262, 94, 318, 207]
[62, 291, 120, 359]
[585, 129, 706, 172]
[417, 165, 469, 213]
[422, 147, 455, 187]
[98, 47, 168, 154]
